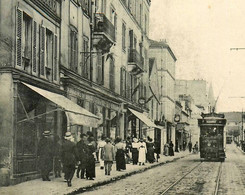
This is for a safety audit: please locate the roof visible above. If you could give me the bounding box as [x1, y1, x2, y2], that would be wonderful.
[149, 39, 177, 61]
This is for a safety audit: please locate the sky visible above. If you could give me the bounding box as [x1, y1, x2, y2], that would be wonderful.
[149, 0, 245, 112]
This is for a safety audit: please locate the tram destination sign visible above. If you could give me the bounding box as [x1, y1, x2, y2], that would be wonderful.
[198, 119, 226, 125]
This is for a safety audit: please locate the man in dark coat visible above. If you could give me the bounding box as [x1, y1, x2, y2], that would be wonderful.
[75, 133, 88, 179]
[37, 130, 54, 181]
[188, 141, 192, 153]
[61, 132, 76, 187]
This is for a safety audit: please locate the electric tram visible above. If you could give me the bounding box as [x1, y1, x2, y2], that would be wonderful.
[198, 112, 227, 162]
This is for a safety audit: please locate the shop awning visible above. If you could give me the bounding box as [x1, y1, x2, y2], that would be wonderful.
[22, 82, 100, 128]
[128, 108, 158, 128]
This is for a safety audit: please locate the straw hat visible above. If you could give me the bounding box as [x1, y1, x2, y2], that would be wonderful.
[64, 132, 73, 140]
[43, 130, 51, 136]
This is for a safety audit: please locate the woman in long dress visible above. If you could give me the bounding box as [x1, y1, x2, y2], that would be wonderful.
[169, 141, 174, 156]
[138, 139, 147, 165]
[114, 137, 126, 171]
[131, 138, 139, 165]
[86, 137, 96, 180]
[146, 138, 155, 163]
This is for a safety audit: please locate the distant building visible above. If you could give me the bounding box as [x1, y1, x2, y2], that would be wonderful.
[175, 79, 215, 112]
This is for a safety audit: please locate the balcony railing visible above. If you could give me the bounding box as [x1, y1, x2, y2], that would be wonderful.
[128, 49, 144, 71]
[94, 13, 116, 43]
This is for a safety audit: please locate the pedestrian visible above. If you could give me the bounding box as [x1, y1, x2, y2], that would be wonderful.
[183, 141, 187, 151]
[61, 132, 76, 187]
[188, 141, 192, 153]
[86, 136, 96, 180]
[125, 136, 132, 164]
[193, 141, 198, 153]
[37, 130, 54, 181]
[53, 135, 62, 178]
[103, 138, 115, 175]
[115, 137, 126, 171]
[154, 139, 160, 162]
[175, 140, 179, 152]
[131, 138, 139, 165]
[138, 138, 147, 165]
[75, 133, 88, 179]
[97, 134, 106, 169]
[164, 143, 169, 156]
[169, 141, 174, 156]
[146, 137, 155, 163]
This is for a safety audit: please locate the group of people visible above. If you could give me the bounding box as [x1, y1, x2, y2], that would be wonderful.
[37, 130, 97, 187]
[39, 130, 192, 187]
[163, 141, 175, 156]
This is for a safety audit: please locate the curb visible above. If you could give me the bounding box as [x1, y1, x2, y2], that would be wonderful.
[237, 146, 245, 154]
[67, 154, 190, 195]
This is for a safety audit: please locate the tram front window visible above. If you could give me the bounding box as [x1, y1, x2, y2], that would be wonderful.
[201, 126, 219, 136]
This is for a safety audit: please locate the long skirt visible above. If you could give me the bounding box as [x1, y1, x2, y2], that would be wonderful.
[86, 155, 95, 178]
[169, 147, 174, 156]
[131, 148, 139, 165]
[147, 147, 155, 163]
[116, 149, 126, 170]
[138, 148, 146, 163]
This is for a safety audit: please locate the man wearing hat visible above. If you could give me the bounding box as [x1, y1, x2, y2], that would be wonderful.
[61, 132, 76, 187]
[75, 133, 88, 179]
[103, 138, 115, 175]
[37, 130, 54, 181]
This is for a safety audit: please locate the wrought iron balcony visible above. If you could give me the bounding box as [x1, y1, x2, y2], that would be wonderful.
[94, 13, 116, 44]
[128, 49, 144, 74]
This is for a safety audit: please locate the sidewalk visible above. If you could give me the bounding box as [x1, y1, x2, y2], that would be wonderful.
[0, 151, 191, 195]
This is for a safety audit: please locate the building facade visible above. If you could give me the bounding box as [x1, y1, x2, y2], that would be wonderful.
[149, 40, 177, 149]
[0, 0, 155, 185]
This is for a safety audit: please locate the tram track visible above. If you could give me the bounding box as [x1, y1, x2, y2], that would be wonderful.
[160, 161, 203, 195]
[160, 161, 223, 195]
[214, 162, 223, 195]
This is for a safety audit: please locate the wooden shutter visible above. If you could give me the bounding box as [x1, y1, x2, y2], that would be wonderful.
[39, 25, 45, 77]
[32, 21, 37, 74]
[53, 34, 58, 81]
[114, 13, 117, 41]
[16, 8, 23, 68]
[97, 52, 102, 84]
[120, 67, 123, 95]
[129, 30, 133, 50]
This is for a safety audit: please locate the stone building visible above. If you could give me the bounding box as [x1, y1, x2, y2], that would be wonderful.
[0, 0, 154, 185]
[149, 39, 177, 148]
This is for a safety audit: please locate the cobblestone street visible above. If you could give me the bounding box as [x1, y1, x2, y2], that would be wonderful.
[83, 144, 245, 195]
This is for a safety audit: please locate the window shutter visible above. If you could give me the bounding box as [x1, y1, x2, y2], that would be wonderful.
[39, 25, 45, 76]
[97, 52, 102, 84]
[32, 21, 37, 74]
[120, 67, 123, 95]
[129, 30, 133, 50]
[70, 30, 74, 70]
[16, 8, 23, 68]
[75, 34, 78, 71]
[53, 34, 58, 81]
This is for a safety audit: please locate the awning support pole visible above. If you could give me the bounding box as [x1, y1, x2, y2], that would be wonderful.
[17, 108, 61, 124]
[17, 92, 29, 120]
